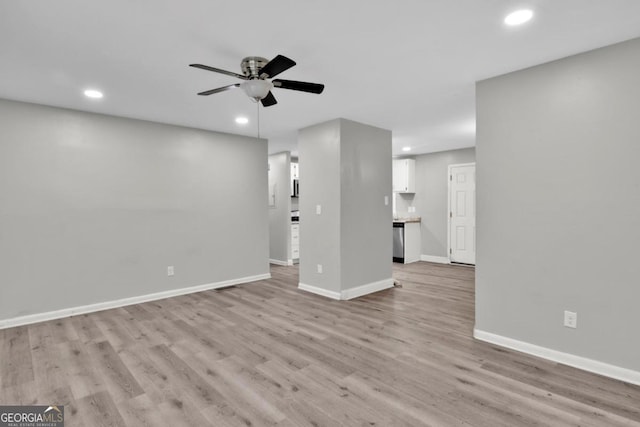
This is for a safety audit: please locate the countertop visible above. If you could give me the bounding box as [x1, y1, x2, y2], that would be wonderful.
[393, 217, 421, 224]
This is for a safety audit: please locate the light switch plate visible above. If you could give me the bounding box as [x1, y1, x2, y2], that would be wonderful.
[316, 205, 322, 215]
[564, 310, 577, 328]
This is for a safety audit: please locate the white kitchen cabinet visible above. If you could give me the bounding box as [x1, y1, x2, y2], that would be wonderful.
[403, 222, 421, 263]
[393, 159, 415, 193]
[291, 223, 300, 261]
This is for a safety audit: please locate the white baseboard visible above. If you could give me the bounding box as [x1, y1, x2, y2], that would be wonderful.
[0, 273, 271, 330]
[269, 259, 291, 266]
[420, 255, 450, 264]
[474, 329, 640, 387]
[299, 278, 394, 301]
[341, 278, 394, 300]
[298, 283, 341, 300]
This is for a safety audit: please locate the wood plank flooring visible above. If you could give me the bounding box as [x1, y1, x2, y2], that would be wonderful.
[1, 262, 640, 426]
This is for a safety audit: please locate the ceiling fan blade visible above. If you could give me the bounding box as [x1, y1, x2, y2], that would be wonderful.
[190, 64, 248, 80]
[260, 91, 278, 107]
[272, 79, 325, 94]
[259, 55, 296, 78]
[197, 84, 240, 96]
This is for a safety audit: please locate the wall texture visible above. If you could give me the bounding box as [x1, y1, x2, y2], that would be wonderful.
[0, 99, 269, 322]
[396, 148, 476, 258]
[476, 37, 640, 373]
[268, 152, 291, 264]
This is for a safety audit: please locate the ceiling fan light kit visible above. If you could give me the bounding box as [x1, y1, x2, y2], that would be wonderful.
[241, 79, 273, 102]
[190, 54, 324, 107]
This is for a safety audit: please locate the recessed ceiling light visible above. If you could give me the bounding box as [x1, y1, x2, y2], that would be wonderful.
[235, 116, 249, 125]
[504, 9, 533, 26]
[402, 146, 411, 152]
[83, 89, 103, 99]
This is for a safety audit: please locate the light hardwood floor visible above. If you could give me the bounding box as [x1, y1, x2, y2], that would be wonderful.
[1, 262, 639, 426]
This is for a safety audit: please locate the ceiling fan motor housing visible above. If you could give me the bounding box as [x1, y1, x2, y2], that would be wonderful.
[241, 57, 269, 78]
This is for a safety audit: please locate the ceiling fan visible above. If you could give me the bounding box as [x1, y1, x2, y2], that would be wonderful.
[189, 55, 325, 107]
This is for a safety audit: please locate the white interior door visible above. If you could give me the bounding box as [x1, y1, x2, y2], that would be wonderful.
[449, 163, 476, 264]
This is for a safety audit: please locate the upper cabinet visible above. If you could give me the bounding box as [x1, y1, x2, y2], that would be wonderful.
[393, 159, 416, 193]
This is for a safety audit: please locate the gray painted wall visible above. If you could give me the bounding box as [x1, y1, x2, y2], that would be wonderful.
[299, 120, 342, 293]
[299, 119, 392, 295]
[340, 119, 392, 291]
[396, 148, 476, 258]
[268, 152, 291, 263]
[0, 98, 269, 321]
[476, 37, 640, 371]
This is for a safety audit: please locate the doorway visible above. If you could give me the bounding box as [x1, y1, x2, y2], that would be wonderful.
[448, 163, 476, 265]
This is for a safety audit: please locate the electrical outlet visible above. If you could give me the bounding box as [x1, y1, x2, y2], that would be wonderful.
[564, 310, 577, 328]
[316, 204, 322, 215]
[409, 206, 416, 213]
[317, 264, 323, 274]
[167, 266, 175, 277]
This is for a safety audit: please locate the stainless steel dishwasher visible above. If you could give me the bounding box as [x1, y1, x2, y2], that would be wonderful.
[393, 222, 404, 263]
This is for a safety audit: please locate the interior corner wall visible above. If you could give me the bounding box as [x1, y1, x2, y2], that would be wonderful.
[395, 148, 476, 258]
[268, 151, 292, 263]
[476, 37, 640, 372]
[0, 98, 269, 323]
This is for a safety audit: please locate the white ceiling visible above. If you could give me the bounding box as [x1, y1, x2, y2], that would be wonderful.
[1, 1, 639, 156]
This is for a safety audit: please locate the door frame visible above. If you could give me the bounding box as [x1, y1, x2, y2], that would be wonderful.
[447, 162, 476, 264]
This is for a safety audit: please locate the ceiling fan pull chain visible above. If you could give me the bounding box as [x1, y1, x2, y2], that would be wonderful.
[257, 100, 260, 140]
